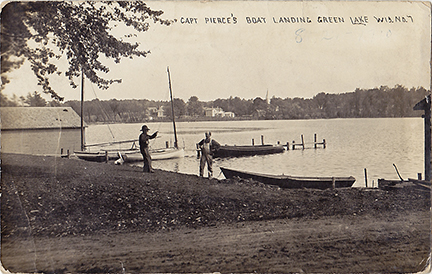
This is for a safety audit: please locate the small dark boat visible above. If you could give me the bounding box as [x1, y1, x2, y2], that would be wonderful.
[220, 167, 356, 189]
[378, 178, 431, 190]
[213, 144, 284, 158]
[74, 151, 110, 162]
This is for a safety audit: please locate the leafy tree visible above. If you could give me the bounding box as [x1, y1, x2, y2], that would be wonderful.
[0, 91, 19, 107]
[165, 98, 186, 118]
[187, 96, 203, 116]
[1, 1, 174, 101]
[24, 91, 47, 107]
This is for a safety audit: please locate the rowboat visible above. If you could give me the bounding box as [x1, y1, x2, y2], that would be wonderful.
[74, 151, 114, 162]
[220, 167, 356, 189]
[121, 147, 185, 162]
[213, 144, 284, 158]
[378, 178, 431, 190]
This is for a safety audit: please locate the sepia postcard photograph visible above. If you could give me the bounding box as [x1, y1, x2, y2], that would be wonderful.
[1, 0, 431, 273]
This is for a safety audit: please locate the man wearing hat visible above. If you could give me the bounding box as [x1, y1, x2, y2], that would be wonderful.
[139, 125, 158, 172]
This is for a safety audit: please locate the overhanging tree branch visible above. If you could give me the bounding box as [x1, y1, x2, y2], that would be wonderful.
[1, 1, 175, 100]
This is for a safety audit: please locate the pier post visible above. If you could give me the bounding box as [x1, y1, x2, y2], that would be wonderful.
[323, 139, 326, 149]
[105, 151, 109, 163]
[332, 177, 336, 189]
[286, 142, 289, 150]
[364, 168, 368, 188]
[261, 135, 264, 145]
[292, 141, 295, 150]
[301, 135, 305, 150]
[252, 139, 255, 146]
[314, 134, 317, 149]
[166, 141, 169, 148]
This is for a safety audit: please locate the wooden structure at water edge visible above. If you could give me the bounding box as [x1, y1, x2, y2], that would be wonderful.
[283, 134, 326, 150]
[413, 94, 431, 181]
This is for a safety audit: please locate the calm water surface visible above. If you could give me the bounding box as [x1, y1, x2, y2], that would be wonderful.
[86, 118, 423, 187]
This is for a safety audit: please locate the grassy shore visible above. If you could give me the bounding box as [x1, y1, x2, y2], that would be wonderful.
[1, 153, 430, 273]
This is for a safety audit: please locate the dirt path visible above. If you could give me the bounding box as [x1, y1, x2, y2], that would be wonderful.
[2, 211, 430, 273]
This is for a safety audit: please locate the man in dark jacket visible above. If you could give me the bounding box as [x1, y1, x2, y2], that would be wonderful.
[139, 125, 158, 172]
[197, 132, 220, 178]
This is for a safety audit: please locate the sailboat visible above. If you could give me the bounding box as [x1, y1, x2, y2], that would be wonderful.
[121, 67, 185, 162]
[74, 71, 140, 162]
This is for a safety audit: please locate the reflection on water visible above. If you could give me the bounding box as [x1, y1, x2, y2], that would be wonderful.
[86, 118, 424, 187]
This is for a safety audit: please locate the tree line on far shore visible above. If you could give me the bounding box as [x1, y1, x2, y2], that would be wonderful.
[1, 85, 429, 123]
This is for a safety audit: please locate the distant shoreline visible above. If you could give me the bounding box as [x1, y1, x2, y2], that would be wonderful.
[85, 115, 422, 125]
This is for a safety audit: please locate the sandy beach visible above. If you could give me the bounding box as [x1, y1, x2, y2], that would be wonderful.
[1, 153, 430, 273]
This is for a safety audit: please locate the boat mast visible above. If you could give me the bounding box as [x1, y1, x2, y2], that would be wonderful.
[167, 67, 178, 148]
[80, 69, 85, 151]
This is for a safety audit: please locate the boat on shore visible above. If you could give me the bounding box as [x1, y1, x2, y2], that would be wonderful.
[220, 167, 356, 189]
[378, 178, 431, 191]
[213, 144, 284, 158]
[75, 139, 139, 162]
[121, 147, 185, 162]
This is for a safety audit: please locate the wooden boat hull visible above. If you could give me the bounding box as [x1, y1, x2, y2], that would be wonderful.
[123, 147, 185, 162]
[75, 149, 138, 162]
[213, 145, 284, 158]
[220, 167, 355, 189]
[74, 151, 109, 162]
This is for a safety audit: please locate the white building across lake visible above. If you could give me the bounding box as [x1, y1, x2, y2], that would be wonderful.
[1, 107, 84, 156]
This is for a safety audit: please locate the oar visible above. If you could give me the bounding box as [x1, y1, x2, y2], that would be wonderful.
[393, 163, 404, 181]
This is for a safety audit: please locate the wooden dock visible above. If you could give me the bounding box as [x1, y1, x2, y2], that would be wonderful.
[282, 134, 326, 150]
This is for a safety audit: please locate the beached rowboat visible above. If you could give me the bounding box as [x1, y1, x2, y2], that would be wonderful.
[220, 167, 356, 189]
[213, 144, 284, 158]
[121, 147, 185, 162]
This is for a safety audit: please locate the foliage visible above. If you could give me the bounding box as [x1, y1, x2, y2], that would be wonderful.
[2, 85, 429, 122]
[1, 1, 173, 101]
[187, 96, 203, 116]
[24, 91, 48, 107]
[164, 98, 186, 119]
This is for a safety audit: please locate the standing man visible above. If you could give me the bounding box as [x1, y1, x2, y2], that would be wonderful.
[139, 125, 158, 173]
[198, 132, 220, 178]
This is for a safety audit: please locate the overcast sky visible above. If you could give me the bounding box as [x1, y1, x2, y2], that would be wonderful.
[2, 1, 431, 102]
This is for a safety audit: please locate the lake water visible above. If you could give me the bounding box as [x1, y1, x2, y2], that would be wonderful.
[85, 118, 424, 187]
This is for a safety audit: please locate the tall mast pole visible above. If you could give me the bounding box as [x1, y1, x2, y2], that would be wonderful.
[80, 69, 85, 151]
[167, 67, 178, 148]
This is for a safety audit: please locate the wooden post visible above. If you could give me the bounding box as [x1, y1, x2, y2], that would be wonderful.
[80, 70, 85, 151]
[105, 151, 109, 163]
[332, 177, 336, 189]
[67, 150, 70, 158]
[414, 95, 431, 181]
[301, 135, 305, 150]
[286, 142, 289, 150]
[314, 134, 317, 149]
[418, 173, 422, 180]
[364, 168, 368, 188]
[61, 148, 63, 155]
[292, 141, 295, 150]
[166, 141, 169, 148]
[252, 139, 255, 146]
[323, 139, 326, 149]
[261, 135, 264, 145]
